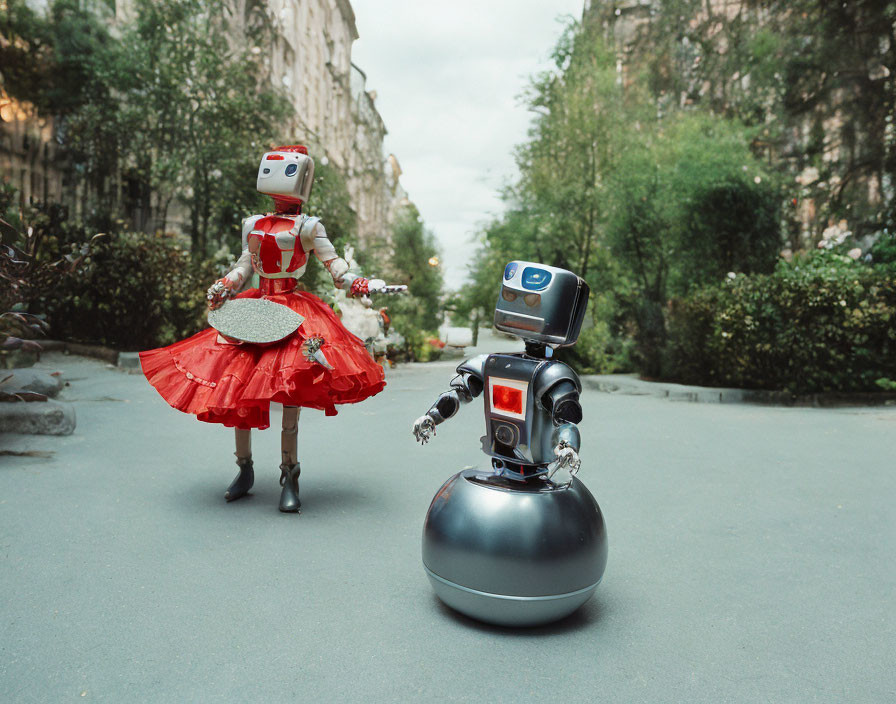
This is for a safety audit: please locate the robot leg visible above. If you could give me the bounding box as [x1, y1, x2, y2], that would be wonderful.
[279, 406, 301, 513]
[226, 428, 254, 502]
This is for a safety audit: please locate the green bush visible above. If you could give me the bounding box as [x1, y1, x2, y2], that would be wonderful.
[36, 231, 221, 351]
[870, 229, 896, 266]
[555, 295, 633, 374]
[664, 252, 896, 393]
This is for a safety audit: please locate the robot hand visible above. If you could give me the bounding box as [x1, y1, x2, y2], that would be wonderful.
[351, 278, 408, 297]
[413, 414, 437, 444]
[349, 277, 371, 297]
[547, 440, 581, 484]
[207, 278, 237, 310]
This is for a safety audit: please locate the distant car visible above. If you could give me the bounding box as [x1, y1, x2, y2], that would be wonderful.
[439, 326, 473, 348]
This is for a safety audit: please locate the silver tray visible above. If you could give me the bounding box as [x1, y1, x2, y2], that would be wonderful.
[207, 298, 304, 344]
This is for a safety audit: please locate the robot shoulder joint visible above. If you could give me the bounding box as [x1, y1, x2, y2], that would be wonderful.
[534, 361, 582, 399]
[241, 214, 265, 247]
[456, 354, 488, 381]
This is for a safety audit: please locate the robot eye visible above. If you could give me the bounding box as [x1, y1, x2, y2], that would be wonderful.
[524, 293, 540, 307]
[501, 288, 517, 302]
[285, 163, 298, 176]
[521, 267, 553, 291]
[262, 168, 271, 174]
[503, 262, 518, 280]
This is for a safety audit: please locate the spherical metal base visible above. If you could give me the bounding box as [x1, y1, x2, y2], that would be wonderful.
[422, 469, 608, 627]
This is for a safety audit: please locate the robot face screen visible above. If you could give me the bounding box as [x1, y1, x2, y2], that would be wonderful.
[494, 260, 590, 346]
[493, 385, 522, 414]
[488, 377, 528, 420]
[256, 151, 314, 203]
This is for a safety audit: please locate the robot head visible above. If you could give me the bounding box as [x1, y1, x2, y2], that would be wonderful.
[256, 145, 315, 208]
[494, 261, 590, 347]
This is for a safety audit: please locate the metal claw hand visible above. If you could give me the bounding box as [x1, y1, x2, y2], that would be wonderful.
[546, 441, 581, 484]
[367, 279, 408, 295]
[206, 279, 235, 310]
[413, 414, 436, 445]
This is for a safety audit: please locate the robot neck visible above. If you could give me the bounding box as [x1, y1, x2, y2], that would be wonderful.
[273, 198, 302, 215]
[524, 340, 550, 359]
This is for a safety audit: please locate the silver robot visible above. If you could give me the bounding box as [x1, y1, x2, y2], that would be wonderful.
[412, 261, 608, 627]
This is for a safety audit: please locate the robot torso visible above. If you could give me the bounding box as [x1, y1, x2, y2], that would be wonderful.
[479, 353, 581, 467]
[242, 213, 321, 282]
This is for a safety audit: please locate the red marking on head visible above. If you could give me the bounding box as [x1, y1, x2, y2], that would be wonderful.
[266, 154, 285, 160]
[493, 385, 522, 414]
[274, 145, 308, 155]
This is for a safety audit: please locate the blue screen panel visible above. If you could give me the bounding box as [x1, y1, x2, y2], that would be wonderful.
[521, 267, 552, 291]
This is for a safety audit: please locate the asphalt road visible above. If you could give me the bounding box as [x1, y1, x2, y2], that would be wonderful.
[2, 337, 895, 703]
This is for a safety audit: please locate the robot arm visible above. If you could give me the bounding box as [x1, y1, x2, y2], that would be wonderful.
[307, 220, 406, 297]
[544, 380, 583, 426]
[541, 376, 584, 478]
[413, 356, 487, 444]
[307, 219, 372, 297]
[207, 217, 259, 309]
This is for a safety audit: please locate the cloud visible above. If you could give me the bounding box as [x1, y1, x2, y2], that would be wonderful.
[350, 0, 584, 288]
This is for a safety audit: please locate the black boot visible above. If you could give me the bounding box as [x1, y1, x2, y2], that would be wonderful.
[279, 462, 301, 513]
[225, 457, 254, 502]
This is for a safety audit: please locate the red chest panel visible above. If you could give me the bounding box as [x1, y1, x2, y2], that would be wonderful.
[247, 216, 307, 274]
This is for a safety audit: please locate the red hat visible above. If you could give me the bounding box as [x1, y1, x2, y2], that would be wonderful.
[274, 145, 308, 155]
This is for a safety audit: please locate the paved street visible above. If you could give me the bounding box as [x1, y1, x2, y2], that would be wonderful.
[2, 336, 895, 702]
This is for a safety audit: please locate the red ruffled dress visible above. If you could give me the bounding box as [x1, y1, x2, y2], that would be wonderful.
[139, 215, 385, 430]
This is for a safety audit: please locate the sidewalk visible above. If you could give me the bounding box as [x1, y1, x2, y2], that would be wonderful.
[584, 373, 896, 407]
[2, 350, 896, 702]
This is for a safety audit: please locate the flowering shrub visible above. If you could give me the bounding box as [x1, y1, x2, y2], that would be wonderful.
[664, 252, 896, 393]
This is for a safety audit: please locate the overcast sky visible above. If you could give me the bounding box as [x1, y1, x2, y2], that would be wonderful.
[350, 1, 586, 290]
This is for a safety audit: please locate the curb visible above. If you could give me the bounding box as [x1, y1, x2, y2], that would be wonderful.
[117, 352, 142, 373]
[582, 374, 896, 407]
[40, 340, 120, 364]
[43, 341, 145, 372]
[0, 399, 76, 435]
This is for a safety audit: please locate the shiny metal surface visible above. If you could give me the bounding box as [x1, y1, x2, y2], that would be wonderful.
[422, 469, 607, 626]
[482, 355, 582, 466]
[494, 260, 589, 347]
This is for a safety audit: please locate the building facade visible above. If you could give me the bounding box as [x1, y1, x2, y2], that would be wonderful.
[0, 0, 408, 247]
[590, 0, 893, 246]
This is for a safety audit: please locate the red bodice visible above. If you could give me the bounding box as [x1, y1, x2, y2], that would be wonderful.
[246, 215, 308, 276]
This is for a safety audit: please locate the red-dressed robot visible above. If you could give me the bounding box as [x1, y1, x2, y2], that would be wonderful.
[140, 145, 403, 512]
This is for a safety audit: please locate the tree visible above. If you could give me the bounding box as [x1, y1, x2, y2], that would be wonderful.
[381, 204, 443, 335]
[1, 0, 292, 252]
[1, 0, 128, 229]
[121, 0, 292, 253]
[455, 13, 782, 376]
[604, 111, 779, 374]
[593, 0, 896, 240]
[513, 21, 634, 280]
